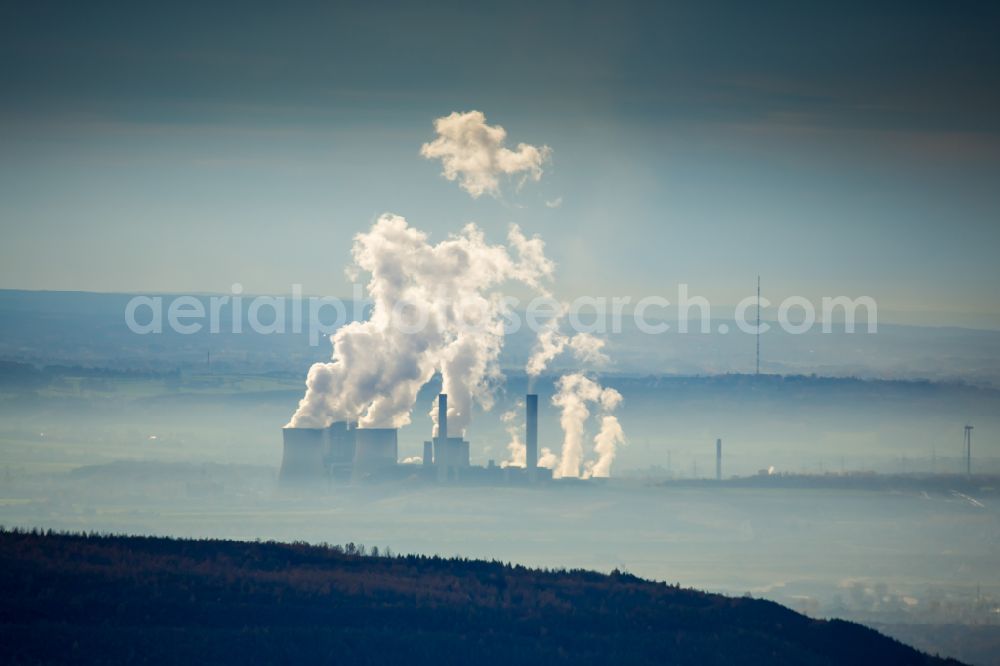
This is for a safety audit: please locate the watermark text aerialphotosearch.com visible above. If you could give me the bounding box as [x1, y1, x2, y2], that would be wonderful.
[125, 283, 877, 345]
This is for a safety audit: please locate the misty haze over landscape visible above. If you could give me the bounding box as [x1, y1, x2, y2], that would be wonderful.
[2, 288, 998, 663]
[2, 2, 1000, 664]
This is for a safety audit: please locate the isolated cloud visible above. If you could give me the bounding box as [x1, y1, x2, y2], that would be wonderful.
[421, 110, 551, 198]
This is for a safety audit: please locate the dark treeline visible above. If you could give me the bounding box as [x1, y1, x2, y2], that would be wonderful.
[0, 360, 183, 383]
[0, 529, 960, 665]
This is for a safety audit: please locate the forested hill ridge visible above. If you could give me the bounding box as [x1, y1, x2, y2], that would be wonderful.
[0, 530, 961, 666]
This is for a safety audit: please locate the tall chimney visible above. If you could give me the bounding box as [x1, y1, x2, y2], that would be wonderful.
[716, 438, 722, 481]
[436, 393, 450, 482]
[438, 393, 448, 440]
[526, 394, 538, 480]
[964, 425, 973, 476]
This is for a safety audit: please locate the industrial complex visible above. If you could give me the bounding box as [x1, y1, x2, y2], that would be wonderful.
[279, 393, 552, 486]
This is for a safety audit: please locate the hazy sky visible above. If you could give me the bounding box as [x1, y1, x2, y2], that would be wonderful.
[2, 1, 999, 326]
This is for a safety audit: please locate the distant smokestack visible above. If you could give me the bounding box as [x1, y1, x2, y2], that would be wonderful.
[423, 440, 433, 466]
[716, 438, 722, 481]
[526, 394, 538, 479]
[964, 425, 974, 476]
[438, 393, 448, 440]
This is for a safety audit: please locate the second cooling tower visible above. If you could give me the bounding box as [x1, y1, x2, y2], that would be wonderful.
[352, 428, 398, 476]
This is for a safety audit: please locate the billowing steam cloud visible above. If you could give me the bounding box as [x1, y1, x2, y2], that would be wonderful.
[421, 110, 552, 199]
[525, 324, 567, 377]
[551, 373, 625, 478]
[521, 308, 619, 474]
[499, 408, 525, 468]
[537, 447, 558, 469]
[287, 214, 554, 432]
[584, 415, 626, 478]
[526, 325, 610, 379]
[569, 333, 610, 367]
[288, 112, 626, 478]
[500, 405, 559, 470]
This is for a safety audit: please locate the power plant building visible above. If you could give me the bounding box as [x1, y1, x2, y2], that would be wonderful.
[279, 421, 399, 485]
[427, 394, 471, 481]
[280, 391, 550, 486]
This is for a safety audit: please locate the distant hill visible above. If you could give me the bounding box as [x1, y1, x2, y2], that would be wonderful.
[3, 288, 1000, 383]
[0, 530, 960, 665]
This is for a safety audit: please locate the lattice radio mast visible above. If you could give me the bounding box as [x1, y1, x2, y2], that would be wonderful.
[755, 275, 761, 375]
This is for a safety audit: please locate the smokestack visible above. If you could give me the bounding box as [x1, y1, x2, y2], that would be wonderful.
[526, 394, 538, 479]
[964, 425, 974, 476]
[423, 440, 433, 466]
[438, 393, 448, 440]
[716, 438, 722, 481]
[435, 393, 449, 482]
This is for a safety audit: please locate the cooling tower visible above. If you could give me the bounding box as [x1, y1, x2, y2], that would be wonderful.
[526, 393, 538, 480]
[325, 421, 354, 481]
[438, 393, 448, 439]
[352, 428, 398, 475]
[280, 427, 327, 485]
[327, 421, 353, 464]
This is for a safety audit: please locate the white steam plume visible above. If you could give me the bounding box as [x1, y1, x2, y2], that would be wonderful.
[420, 110, 552, 199]
[537, 448, 558, 469]
[500, 403, 559, 470]
[551, 373, 625, 478]
[569, 333, 610, 367]
[430, 224, 553, 436]
[288, 214, 554, 431]
[552, 373, 600, 478]
[526, 327, 610, 380]
[525, 325, 567, 378]
[499, 407, 525, 468]
[583, 415, 625, 478]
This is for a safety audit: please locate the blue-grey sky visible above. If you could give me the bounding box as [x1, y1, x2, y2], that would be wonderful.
[1, 1, 999, 326]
